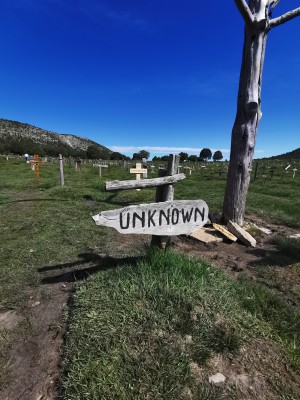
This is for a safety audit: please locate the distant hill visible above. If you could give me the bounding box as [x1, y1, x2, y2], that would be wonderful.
[269, 148, 300, 160]
[0, 118, 111, 158]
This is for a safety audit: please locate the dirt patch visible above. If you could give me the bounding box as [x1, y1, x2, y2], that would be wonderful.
[175, 216, 295, 267]
[0, 311, 23, 331]
[0, 282, 72, 400]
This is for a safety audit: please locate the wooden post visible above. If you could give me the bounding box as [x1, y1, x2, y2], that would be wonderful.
[59, 154, 64, 186]
[253, 161, 259, 181]
[152, 154, 180, 248]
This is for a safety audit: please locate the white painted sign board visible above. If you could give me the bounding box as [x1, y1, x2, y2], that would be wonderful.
[92, 199, 209, 235]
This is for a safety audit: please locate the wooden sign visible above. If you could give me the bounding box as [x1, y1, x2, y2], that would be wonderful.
[92, 199, 209, 235]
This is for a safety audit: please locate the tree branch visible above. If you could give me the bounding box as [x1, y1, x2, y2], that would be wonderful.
[234, 0, 254, 25]
[269, 7, 300, 29]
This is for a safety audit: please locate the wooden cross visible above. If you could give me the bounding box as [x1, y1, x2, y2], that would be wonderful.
[29, 154, 44, 179]
[130, 162, 147, 191]
[293, 168, 297, 178]
[93, 162, 108, 177]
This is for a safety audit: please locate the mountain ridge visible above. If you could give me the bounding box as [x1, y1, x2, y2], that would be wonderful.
[0, 118, 111, 158]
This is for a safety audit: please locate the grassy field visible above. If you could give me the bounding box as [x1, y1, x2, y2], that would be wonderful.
[0, 157, 300, 399]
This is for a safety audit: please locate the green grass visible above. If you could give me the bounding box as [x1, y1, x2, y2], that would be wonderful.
[60, 250, 300, 399]
[1, 157, 300, 398]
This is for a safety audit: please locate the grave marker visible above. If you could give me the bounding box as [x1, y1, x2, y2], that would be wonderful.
[130, 162, 147, 191]
[29, 154, 44, 179]
[93, 161, 108, 177]
[93, 200, 208, 235]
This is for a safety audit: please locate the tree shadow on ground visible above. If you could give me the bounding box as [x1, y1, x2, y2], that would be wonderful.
[105, 193, 133, 207]
[3, 198, 71, 204]
[39, 252, 142, 284]
[247, 237, 300, 268]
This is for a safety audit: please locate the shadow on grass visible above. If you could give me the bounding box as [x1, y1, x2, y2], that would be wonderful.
[105, 193, 133, 207]
[248, 236, 300, 267]
[39, 252, 142, 284]
[3, 198, 71, 204]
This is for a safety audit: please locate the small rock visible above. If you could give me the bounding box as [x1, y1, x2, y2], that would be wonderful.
[209, 372, 226, 385]
[184, 335, 193, 344]
[288, 233, 300, 239]
[232, 264, 243, 272]
[29, 249, 34, 253]
[32, 301, 40, 307]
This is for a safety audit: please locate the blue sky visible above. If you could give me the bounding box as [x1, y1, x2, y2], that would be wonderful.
[0, 0, 299, 159]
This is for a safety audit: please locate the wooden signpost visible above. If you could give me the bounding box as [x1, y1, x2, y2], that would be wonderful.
[92, 154, 210, 248]
[92, 200, 208, 235]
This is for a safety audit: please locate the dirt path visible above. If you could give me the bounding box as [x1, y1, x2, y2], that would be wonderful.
[1, 281, 73, 400]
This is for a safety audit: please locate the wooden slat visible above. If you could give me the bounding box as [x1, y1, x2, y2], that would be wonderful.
[105, 173, 186, 191]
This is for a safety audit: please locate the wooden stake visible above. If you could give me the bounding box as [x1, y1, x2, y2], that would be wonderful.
[59, 154, 64, 186]
[152, 154, 180, 248]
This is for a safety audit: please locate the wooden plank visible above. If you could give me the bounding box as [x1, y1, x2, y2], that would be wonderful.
[227, 221, 256, 247]
[93, 164, 108, 168]
[93, 199, 209, 235]
[213, 223, 237, 241]
[190, 228, 223, 243]
[105, 173, 186, 191]
[130, 168, 147, 174]
[130, 162, 147, 175]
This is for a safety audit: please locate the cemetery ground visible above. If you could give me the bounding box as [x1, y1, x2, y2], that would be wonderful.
[0, 158, 300, 400]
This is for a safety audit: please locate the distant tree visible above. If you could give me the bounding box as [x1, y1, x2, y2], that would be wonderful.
[138, 150, 150, 160]
[161, 155, 169, 162]
[199, 148, 212, 161]
[178, 152, 188, 161]
[87, 144, 101, 159]
[110, 151, 124, 160]
[152, 156, 159, 161]
[188, 155, 198, 162]
[213, 150, 223, 161]
[9, 140, 25, 155]
[132, 153, 140, 160]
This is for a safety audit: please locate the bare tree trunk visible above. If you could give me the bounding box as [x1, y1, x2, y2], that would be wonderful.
[223, 0, 300, 225]
[223, 1, 268, 225]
